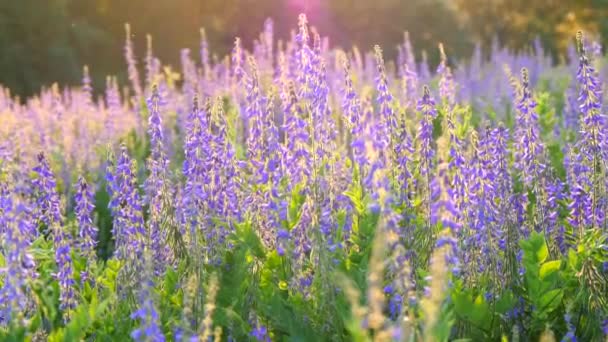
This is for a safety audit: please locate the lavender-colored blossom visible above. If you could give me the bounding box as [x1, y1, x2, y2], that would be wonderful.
[575, 31, 607, 164]
[75, 176, 97, 261]
[0, 184, 36, 324]
[124, 23, 143, 100]
[431, 163, 461, 275]
[417, 85, 437, 177]
[515, 68, 545, 187]
[32, 153, 76, 315]
[106, 146, 146, 264]
[131, 276, 165, 342]
[437, 44, 455, 106]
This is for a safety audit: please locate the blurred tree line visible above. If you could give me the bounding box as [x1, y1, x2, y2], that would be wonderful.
[1, 0, 607, 96]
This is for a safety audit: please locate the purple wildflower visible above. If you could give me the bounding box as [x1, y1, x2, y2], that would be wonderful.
[514, 68, 545, 187]
[0, 184, 36, 324]
[131, 265, 165, 342]
[75, 176, 97, 261]
[417, 85, 437, 177]
[32, 153, 76, 315]
[437, 44, 455, 106]
[124, 23, 143, 100]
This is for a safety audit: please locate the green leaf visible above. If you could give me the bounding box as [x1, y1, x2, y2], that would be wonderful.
[539, 289, 563, 313]
[539, 260, 561, 280]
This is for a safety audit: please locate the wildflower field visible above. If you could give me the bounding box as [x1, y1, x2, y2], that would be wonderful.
[1, 14, 608, 341]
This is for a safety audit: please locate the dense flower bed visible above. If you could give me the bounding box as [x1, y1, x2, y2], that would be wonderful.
[0, 14, 607, 342]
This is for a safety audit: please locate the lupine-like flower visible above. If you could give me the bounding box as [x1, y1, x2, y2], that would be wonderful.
[373, 46, 399, 180]
[567, 149, 593, 233]
[232, 37, 245, 85]
[125, 23, 143, 100]
[74, 176, 97, 262]
[32, 153, 62, 227]
[296, 14, 315, 99]
[180, 49, 198, 103]
[514, 68, 545, 187]
[131, 253, 165, 342]
[182, 97, 214, 256]
[282, 81, 312, 186]
[0, 183, 36, 325]
[106, 146, 146, 265]
[576, 31, 607, 164]
[431, 162, 461, 274]
[401, 63, 418, 107]
[417, 85, 437, 178]
[32, 153, 76, 315]
[340, 54, 367, 173]
[437, 44, 455, 106]
[209, 97, 240, 221]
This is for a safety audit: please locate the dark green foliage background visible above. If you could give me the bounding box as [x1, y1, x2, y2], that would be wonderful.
[1, 0, 608, 97]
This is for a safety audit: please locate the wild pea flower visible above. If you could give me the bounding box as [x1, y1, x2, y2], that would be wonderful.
[281, 81, 311, 186]
[374, 45, 396, 134]
[232, 38, 245, 86]
[400, 32, 416, 76]
[107, 146, 146, 263]
[311, 40, 336, 161]
[401, 63, 418, 108]
[182, 97, 217, 259]
[145, 35, 162, 91]
[467, 131, 502, 276]
[250, 324, 271, 342]
[74, 176, 97, 263]
[514, 68, 545, 187]
[0, 184, 36, 325]
[105, 76, 121, 139]
[576, 32, 607, 166]
[296, 14, 314, 98]
[417, 86, 437, 180]
[487, 124, 511, 215]
[245, 57, 272, 184]
[446, 110, 466, 210]
[261, 18, 274, 70]
[131, 252, 165, 342]
[340, 54, 367, 173]
[147, 84, 166, 162]
[437, 44, 455, 107]
[32, 153, 76, 315]
[395, 119, 414, 205]
[373, 46, 398, 174]
[180, 49, 198, 103]
[416, 86, 437, 214]
[32, 153, 62, 228]
[562, 85, 579, 133]
[209, 97, 240, 221]
[146, 85, 173, 271]
[431, 162, 461, 275]
[124, 23, 143, 101]
[567, 150, 594, 233]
